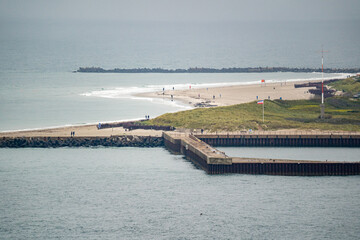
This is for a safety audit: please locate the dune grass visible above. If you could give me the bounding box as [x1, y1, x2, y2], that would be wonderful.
[143, 77, 360, 132]
[144, 97, 360, 132]
[329, 76, 360, 95]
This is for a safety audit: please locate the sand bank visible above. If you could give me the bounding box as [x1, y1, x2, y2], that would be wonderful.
[0, 124, 163, 138]
[138, 81, 316, 107]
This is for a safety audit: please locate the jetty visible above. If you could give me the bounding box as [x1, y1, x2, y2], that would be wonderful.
[163, 132, 360, 176]
[1, 128, 360, 176]
[197, 132, 360, 147]
[0, 136, 163, 148]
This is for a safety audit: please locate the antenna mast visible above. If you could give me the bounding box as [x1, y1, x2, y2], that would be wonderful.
[320, 46, 328, 119]
[321, 46, 324, 105]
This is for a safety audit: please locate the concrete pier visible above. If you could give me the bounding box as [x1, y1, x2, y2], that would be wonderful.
[2, 132, 360, 175]
[163, 132, 231, 171]
[197, 133, 360, 147]
[164, 132, 360, 175]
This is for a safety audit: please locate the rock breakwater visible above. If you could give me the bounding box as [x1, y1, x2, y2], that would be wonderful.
[0, 136, 163, 148]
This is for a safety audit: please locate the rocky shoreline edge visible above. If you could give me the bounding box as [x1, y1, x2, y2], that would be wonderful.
[0, 136, 164, 148]
[75, 66, 360, 74]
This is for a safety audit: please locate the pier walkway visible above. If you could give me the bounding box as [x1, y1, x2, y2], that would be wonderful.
[163, 132, 360, 175]
[163, 132, 232, 169]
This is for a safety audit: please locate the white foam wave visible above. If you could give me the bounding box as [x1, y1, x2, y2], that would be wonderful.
[264, 73, 348, 84]
[80, 73, 348, 100]
[81, 86, 156, 98]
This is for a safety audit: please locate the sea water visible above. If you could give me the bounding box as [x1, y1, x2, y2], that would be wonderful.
[1, 20, 360, 239]
[217, 147, 360, 162]
[1, 20, 359, 131]
[0, 148, 359, 239]
[0, 71, 347, 131]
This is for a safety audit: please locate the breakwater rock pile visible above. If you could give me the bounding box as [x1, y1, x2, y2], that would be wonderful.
[76, 66, 360, 74]
[0, 136, 163, 148]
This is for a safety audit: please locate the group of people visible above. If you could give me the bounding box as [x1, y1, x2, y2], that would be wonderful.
[70, 131, 75, 137]
[212, 94, 221, 99]
[145, 115, 150, 120]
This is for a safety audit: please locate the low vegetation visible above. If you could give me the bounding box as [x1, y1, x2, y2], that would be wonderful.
[328, 76, 360, 95]
[143, 77, 360, 132]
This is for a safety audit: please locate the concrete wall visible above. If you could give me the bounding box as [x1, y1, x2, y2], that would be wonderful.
[198, 135, 360, 147]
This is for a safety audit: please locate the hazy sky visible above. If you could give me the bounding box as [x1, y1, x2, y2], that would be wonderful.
[1, 0, 359, 22]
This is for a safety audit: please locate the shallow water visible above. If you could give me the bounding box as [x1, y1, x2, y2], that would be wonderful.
[0, 148, 359, 239]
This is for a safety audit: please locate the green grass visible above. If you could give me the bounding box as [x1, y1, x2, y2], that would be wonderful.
[142, 77, 360, 132]
[329, 76, 360, 95]
[143, 97, 360, 132]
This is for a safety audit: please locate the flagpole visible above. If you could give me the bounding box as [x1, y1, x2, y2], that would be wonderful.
[263, 100, 264, 123]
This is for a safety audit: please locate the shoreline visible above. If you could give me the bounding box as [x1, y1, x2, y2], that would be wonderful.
[0, 122, 164, 138]
[137, 80, 321, 108]
[0, 117, 145, 134]
[0, 77, 351, 137]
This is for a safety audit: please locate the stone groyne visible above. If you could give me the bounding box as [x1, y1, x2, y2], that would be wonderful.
[0, 136, 163, 148]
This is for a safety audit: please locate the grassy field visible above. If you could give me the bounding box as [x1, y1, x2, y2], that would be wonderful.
[329, 76, 360, 95]
[143, 77, 360, 132]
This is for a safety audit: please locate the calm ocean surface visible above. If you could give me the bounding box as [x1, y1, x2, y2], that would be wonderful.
[1, 148, 359, 239]
[1, 20, 360, 239]
[217, 147, 360, 162]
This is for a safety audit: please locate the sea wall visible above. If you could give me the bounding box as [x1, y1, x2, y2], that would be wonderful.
[0, 136, 163, 148]
[197, 134, 360, 147]
[164, 133, 360, 175]
[163, 132, 232, 172]
[207, 162, 360, 175]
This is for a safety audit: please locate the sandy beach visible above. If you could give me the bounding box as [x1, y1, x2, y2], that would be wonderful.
[138, 81, 316, 107]
[0, 124, 164, 138]
[1, 80, 318, 138]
